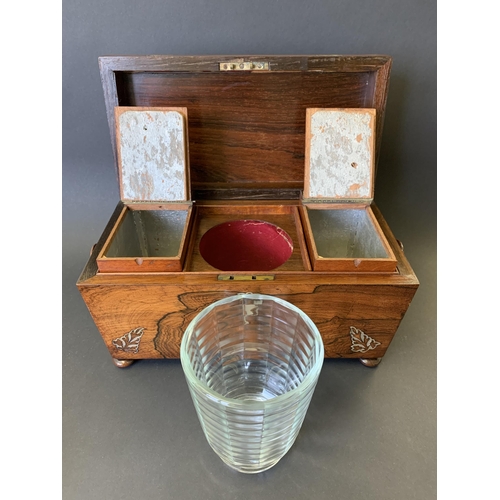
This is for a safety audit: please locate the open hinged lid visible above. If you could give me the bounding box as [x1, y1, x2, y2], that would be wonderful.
[99, 55, 391, 199]
[115, 106, 190, 203]
[303, 108, 376, 204]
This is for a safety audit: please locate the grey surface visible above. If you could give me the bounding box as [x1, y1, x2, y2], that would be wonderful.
[63, 0, 436, 498]
[105, 209, 189, 258]
[307, 208, 389, 258]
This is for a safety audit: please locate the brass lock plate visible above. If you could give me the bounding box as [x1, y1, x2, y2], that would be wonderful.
[219, 60, 269, 71]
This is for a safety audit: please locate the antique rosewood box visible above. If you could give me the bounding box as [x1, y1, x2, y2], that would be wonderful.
[77, 55, 418, 368]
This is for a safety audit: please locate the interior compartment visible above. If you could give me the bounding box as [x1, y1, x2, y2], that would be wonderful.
[106, 209, 188, 257]
[199, 220, 294, 272]
[308, 208, 388, 258]
[302, 206, 397, 272]
[97, 205, 192, 272]
[187, 203, 311, 272]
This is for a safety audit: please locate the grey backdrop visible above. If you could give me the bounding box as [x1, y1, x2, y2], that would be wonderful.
[63, 1, 436, 499]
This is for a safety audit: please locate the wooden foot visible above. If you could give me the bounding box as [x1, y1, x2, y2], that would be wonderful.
[112, 358, 135, 368]
[359, 357, 382, 368]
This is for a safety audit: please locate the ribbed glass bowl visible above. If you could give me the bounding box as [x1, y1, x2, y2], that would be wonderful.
[180, 293, 324, 473]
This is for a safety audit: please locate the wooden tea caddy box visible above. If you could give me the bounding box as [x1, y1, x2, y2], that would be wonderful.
[77, 55, 418, 368]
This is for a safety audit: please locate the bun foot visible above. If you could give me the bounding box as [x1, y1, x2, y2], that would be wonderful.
[359, 357, 382, 368]
[112, 358, 135, 368]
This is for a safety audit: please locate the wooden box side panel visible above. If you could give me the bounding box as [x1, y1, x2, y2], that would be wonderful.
[78, 283, 417, 360]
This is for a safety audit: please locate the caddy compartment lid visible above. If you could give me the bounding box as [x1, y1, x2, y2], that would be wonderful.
[303, 108, 375, 203]
[115, 106, 190, 203]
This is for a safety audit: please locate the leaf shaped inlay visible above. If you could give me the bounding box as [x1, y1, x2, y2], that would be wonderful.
[112, 327, 145, 354]
[349, 326, 381, 353]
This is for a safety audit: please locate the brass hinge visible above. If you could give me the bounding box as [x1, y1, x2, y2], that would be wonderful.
[219, 60, 269, 71]
[218, 274, 275, 281]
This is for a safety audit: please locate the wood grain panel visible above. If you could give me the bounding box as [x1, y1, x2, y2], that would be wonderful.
[116, 72, 373, 190]
[79, 283, 416, 359]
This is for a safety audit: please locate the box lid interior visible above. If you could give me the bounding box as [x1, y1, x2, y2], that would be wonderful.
[100, 55, 392, 199]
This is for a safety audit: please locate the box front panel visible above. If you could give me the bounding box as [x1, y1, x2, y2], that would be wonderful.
[79, 282, 416, 360]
